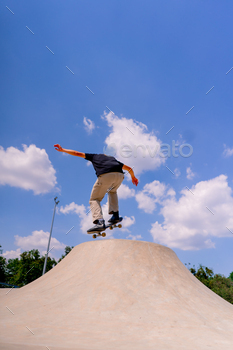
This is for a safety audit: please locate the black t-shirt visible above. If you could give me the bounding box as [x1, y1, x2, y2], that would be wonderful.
[85, 153, 124, 177]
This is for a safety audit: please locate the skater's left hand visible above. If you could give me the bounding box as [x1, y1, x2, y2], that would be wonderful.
[132, 176, 139, 186]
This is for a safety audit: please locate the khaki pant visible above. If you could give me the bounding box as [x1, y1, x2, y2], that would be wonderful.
[89, 172, 124, 223]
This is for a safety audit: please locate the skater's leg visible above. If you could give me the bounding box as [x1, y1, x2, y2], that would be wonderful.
[108, 173, 124, 214]
[89, 175, 111, 223]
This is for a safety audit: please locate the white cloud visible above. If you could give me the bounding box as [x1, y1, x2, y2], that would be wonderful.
[126, 234, 142, 240]
[117, 183, 135, 199]
[0, 144, 57, 194]
[135, 191, 157, 213]
[143, 180, 167, 198]
[121, 215, 136, 232]
[122, 216, 135, 227]
[102, 111, 165, 175]
[59, 202, 92, 234]
[223, 144, 233, 158]
[150, 175, 233, 250]
[3, 248, 21, 260]
[186, 166, 195, 180]
[2, 231, 66, 261]
[135, 180, 171, 214]
[14, 230, 66, 255]
[59, 202, 86, 216]
[83, 117, 95, 134]
[174, 168, 181, 178]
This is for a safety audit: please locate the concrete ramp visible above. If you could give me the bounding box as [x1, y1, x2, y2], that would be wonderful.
[1, 239, 233, 349]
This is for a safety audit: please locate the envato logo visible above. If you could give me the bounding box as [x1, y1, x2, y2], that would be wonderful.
[103, 141, 193, 158]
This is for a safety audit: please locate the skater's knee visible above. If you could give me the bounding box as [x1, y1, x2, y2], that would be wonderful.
[89, 198, 104, 206]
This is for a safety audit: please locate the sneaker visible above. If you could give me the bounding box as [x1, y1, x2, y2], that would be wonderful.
[87, 220, 105, 233]
[108, 212, 120, 224]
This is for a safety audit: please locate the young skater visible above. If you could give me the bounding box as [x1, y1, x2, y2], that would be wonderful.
[54, 144, 139, 232]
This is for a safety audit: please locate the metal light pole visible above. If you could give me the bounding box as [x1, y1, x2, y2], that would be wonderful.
[42, 197, 60, 275]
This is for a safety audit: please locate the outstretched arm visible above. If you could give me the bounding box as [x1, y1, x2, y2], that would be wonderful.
[122, 164, 139, 186]
[54, 144, 85, 158]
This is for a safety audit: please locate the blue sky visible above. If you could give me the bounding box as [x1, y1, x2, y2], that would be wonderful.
[1, 0, 233, 277]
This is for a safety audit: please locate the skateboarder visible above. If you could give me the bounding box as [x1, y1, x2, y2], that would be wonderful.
[54, 144, 139, 232]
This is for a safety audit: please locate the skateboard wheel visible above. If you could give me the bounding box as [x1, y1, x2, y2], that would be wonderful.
[118, 224, 122, 228]
[102, 232, 106, 237]
[109, 226, 113, 230]
[93, 234, 97, 239]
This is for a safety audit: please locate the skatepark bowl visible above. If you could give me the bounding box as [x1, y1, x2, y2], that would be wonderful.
[1, 239, 233, 349]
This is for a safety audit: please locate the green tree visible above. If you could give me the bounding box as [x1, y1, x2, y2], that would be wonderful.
[58, 246, 74, 262]
[209, 274, 233, 304]
[191, 265, 214, 287]
[6, 249, 57, 287]
[0, 255, 7, 284]
[186, 264, 233, 304]
[229, 271, 233, 282]
[6, 257, 21, 285]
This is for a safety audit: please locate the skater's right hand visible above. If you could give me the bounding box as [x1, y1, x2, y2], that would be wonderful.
[54, 144, 64, 152]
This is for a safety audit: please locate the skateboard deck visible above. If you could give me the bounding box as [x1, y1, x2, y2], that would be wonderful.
[87, 217, 123, 239]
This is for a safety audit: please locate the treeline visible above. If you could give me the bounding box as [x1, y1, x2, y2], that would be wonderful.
[1, 246, 233, 305]
[186, 263, 233, 304]
[0, 246, 73, 288]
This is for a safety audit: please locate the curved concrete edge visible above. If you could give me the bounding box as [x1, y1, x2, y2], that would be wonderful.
[1, 239, 233, 350]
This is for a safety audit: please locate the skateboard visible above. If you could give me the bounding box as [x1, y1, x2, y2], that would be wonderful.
[87, 217, 123, 239]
